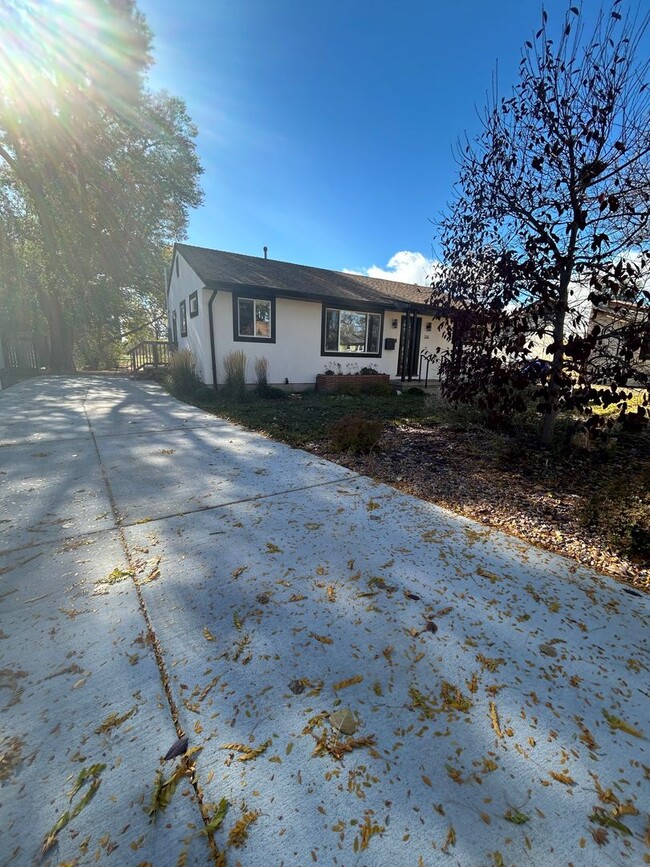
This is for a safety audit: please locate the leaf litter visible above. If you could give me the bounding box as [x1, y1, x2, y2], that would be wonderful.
[148, 746, 202, 819]
[42, 763, 105, 854]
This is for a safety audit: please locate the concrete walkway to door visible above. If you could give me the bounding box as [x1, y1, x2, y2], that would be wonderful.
[0, 376, 648, 866]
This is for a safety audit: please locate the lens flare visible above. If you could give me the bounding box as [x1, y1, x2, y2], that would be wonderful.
[0, 0, 151, 137]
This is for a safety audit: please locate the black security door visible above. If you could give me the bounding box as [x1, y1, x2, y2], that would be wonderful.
[397, 312, 422, 378]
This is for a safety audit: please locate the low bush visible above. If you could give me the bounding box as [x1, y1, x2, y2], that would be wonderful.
[328, 414, 383, 453]
[366, 382, 394, 397]
[580, 469, 650, 562]
[334, 381, 362, 396]
[256, 384, 287, 400]
[166, 349, 204, 396]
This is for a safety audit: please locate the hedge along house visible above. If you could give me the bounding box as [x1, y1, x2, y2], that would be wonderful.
[167, 243, 450, 390]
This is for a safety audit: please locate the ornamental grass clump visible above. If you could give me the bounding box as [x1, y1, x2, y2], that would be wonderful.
[254, 356, 269, 390]
[223, 350, 248, 402]
[166, 349, 203, 396]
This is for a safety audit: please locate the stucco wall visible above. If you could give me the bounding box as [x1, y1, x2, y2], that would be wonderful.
[167, 251, 451, 387]
[213, 296, 449, 386]
[167, 251, 213, 382]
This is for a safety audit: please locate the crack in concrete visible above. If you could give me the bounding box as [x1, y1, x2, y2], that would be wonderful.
[80, 390, 221, 864]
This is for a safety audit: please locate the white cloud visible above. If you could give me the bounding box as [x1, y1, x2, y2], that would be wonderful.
[345, 251, 437, 285]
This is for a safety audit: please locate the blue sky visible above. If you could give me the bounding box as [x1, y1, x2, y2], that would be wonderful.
[138, 1, 646, 283]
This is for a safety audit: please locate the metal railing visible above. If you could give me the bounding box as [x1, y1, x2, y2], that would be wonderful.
[128, 340, 172, 374]
[419, 349, 437, 388]
[1, 335, 39, 370]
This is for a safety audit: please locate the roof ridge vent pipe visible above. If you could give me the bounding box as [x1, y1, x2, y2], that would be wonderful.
[263, 246, 268, 259]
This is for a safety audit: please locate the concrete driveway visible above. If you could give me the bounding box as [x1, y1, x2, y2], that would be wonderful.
[1, 376, 648, 866]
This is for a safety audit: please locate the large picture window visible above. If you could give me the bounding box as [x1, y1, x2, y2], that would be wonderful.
[323, 307, 382, 355]
[233, 295, 275, 342]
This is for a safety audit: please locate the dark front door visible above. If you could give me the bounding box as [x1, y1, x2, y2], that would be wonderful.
[397, 313, 422, 378]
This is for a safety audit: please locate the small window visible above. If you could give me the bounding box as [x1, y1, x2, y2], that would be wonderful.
[233, 294, 275, 342]
[171, 311, 178, 345]
[179, 300, 187, 337]
[175, 256, 179, 278]
[322, 307, 382, 355]
[189, 290, 199, 318]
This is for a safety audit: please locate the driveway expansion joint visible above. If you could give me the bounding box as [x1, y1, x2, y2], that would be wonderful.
[118, 473, 360, 529]
[81, 392, 221, 864]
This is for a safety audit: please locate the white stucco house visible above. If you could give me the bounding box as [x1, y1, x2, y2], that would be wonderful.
[166, 244, 450, 390]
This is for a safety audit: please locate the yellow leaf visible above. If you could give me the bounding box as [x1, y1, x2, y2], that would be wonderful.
[441, 825, 456, 853]
[332, 675, 363, 691]
[227, 810, 260, 848]
[221, 740, 271, 762]
[94, 707, 137, 735]
[310, 632, 333, 645]
[602, 710, 644, 738]
[202, 626, 216, 642]
[476, 653, 505, 672]
[550, 770, 575, 786]
[489, 701, 504, 738]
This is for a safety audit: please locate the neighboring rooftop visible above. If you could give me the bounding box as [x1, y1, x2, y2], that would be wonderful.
[174, 243, 437, 310]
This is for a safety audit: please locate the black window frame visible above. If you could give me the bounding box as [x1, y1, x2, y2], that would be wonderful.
[232, 293, 276, 343]
[179, 300, 188, 337]
[321, 304, 384, 357]
[189, 290, 199, 318]
[171, 310, 178, 345]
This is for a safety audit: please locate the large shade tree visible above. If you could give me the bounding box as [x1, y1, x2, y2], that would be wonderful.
[0, 0, 203, 370]
[431, 1, 650, 445]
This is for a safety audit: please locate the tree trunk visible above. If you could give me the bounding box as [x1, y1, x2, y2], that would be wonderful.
[540, 282, 571, 447]
[43, 292, 75, 373]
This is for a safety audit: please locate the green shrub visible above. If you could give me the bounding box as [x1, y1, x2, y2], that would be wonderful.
[257, 384, 287, 400]
[402, 387, 426, 398]
[328, 414, 383, 453]
[334, 380, 361, 396]
[166, 349, 204, 396]
[580, 469, 650, 562]
[366, 382, 394, 397]
[223, 350, 248, 402]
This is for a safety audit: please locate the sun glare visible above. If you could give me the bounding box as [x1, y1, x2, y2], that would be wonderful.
[0, 0, 150, 124]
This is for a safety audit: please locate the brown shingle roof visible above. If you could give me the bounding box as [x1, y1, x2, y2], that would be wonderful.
[175, 244, 436, 310]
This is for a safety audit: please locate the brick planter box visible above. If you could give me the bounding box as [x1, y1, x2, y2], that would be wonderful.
[315, 373, 391, 394]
